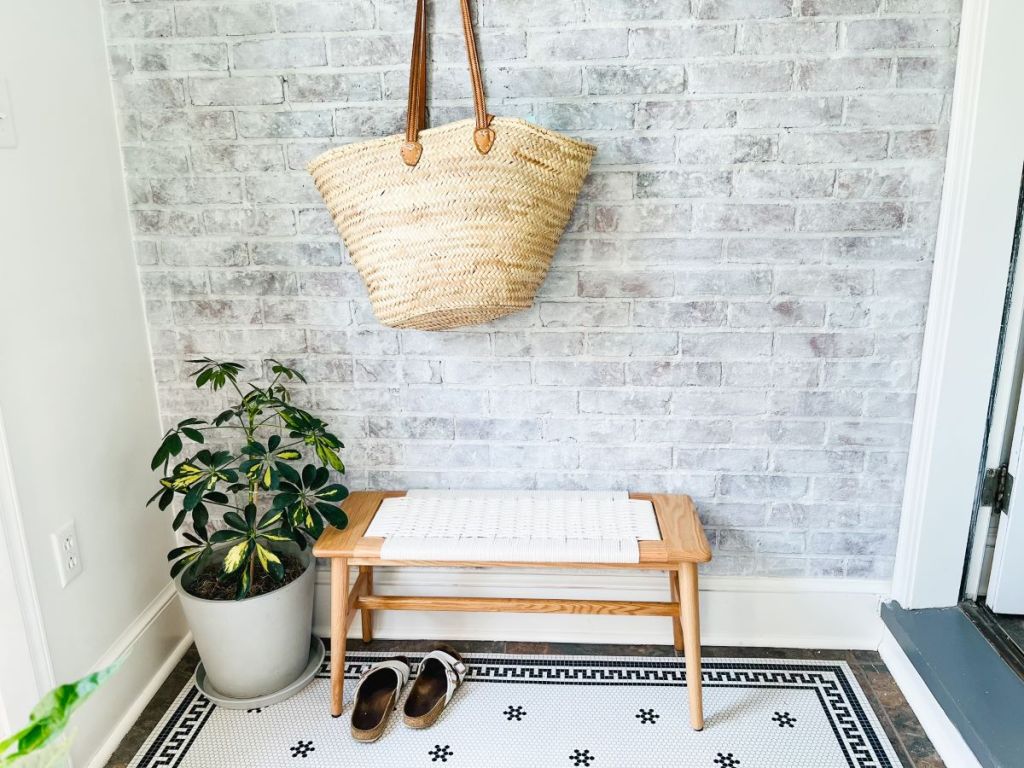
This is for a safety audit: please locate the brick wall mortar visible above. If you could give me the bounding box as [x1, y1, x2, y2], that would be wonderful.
[105, 0, 962, 580]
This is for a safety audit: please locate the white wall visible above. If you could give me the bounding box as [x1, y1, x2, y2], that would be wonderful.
[0, 2, 188, 765]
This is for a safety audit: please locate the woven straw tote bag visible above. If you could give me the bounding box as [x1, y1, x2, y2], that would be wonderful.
[308, 0, 596, 331]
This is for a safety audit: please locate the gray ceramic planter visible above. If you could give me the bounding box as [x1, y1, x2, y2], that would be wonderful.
[176, 551, 316, 699]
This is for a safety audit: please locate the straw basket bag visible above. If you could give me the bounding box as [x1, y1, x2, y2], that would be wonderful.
[307, 0, 596, 331]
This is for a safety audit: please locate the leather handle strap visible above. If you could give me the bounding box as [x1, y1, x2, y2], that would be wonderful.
[401, 0, 493, 166]
[459, 0, 494, 154]
[401, 0, 427, 166]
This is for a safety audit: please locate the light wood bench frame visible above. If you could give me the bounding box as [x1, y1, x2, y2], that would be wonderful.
[313, 490, 712, 729]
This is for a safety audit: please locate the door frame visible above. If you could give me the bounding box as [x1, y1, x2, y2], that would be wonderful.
[0, 405, 54, 733]
[892, 0, 1024, 610]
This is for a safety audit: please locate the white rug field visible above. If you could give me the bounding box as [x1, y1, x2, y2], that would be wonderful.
[127, 648, 902, 768]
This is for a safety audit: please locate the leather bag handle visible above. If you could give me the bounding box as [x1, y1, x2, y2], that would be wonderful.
[401, 0, 493, 167]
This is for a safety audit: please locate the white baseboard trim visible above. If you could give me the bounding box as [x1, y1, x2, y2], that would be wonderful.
[313, 568, 888, 650]
[93, 581, 180, 671]
[878, 629, 982, 768]
[81, 583, 190, 768]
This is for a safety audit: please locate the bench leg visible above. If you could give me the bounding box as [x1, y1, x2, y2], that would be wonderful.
[679, 562, 704, 730]
[330, 558, 349, 717]
[360, 566, 374, 642]
[669, 571, 684, 652]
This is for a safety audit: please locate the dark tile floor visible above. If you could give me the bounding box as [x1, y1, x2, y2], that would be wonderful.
[994, 613, 1024, 656]
[105, 640, 943, 768]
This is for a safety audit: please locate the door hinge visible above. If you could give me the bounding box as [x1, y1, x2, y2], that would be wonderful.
[982, 464, 1014, 515]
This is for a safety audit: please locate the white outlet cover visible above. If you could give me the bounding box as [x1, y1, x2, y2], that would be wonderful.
[0, 80, 17, 148]
[52, 520, 83, 587]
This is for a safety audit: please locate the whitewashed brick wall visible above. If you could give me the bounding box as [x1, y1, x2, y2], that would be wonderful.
[104, 0, 961, 579]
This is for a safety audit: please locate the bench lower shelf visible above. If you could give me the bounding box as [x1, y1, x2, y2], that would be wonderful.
[354, 594, 682, 616]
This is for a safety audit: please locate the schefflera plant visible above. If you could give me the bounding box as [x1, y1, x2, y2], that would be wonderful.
[148, 358, 349, 599]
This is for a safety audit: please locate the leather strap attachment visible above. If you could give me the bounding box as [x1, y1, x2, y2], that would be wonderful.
[401, 0, 493, 166]
[420, 649, 467, 705]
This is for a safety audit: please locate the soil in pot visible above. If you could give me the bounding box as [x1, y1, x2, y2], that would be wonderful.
[184, 552, 306, 600]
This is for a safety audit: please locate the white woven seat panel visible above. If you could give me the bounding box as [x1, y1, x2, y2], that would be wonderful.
[364, 491, 661, 563]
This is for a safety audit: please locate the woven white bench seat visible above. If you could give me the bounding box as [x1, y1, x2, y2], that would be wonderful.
[315, 490, 712, 728]
[363, 490, 661, 563]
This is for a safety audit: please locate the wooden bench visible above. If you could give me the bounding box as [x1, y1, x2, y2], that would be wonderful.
[313, 490, 712, 729]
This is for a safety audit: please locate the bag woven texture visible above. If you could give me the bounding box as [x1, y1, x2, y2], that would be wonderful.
[308, 0, 595, 331]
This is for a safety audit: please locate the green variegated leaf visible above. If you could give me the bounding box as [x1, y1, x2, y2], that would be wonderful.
[210, 529, 244, 544]
[257, 509, 282, 528]
[255, 543, 282, 575]
[258, 532, 293, 543]
[222, 541, 251, 574]
[317, 444, 345, 472]
[306, 513, 325, 540]
[167, 545, 194, 561]
[170, 552, 200, 579]
[319, 484, 348, 502]
[169, 463, 204, 490]
[235, 565, 251, 599]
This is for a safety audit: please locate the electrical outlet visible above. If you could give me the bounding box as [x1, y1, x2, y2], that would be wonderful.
[0, 80, 16, 148]
[52, 520, 83, 587]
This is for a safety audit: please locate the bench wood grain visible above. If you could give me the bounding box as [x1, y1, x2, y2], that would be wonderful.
[313, 490, 709, 730]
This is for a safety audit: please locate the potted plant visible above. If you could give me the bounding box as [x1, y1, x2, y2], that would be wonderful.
[148, 358, 348, 701]
[1, 660, 120, 767]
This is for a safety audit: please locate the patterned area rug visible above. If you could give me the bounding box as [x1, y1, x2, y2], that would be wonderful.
[128, 648, 902, 767]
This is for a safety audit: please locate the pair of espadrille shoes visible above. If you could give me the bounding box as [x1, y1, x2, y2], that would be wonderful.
[350, 644, 467, 742]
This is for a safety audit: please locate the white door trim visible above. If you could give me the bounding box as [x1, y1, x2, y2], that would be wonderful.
[0, 406, 54, 731]
[891, 0, 1024, 609]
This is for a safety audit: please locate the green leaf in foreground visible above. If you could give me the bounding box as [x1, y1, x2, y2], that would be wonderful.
[0, 659, 123, 766]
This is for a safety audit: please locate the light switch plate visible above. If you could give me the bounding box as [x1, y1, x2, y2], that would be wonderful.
[0, 80, 17, 148]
